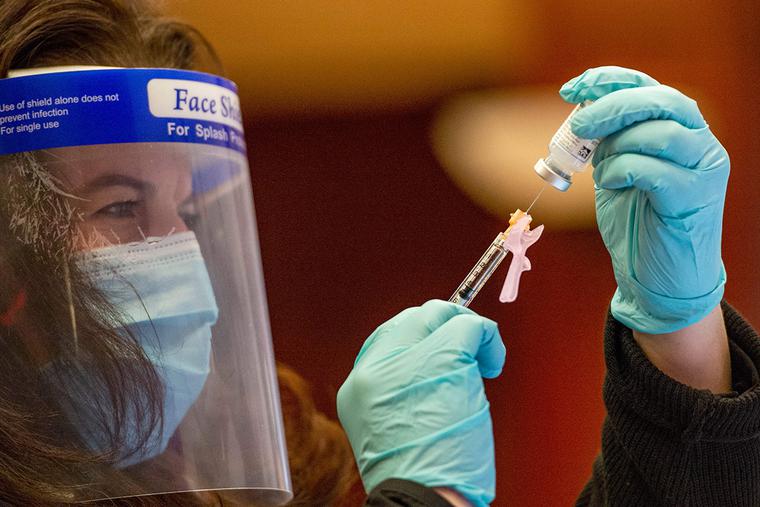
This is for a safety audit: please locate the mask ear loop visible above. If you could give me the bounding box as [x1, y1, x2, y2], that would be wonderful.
[63, 262, 79, 354]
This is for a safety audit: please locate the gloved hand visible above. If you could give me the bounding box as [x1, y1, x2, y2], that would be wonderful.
[337, 300, 505, 507]
[560, 66, 729, 334]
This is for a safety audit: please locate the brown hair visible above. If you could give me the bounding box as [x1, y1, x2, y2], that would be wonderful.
[277, 364, 359, 507]
[0, 0, 221, 76]
[0, 1, 358, 505]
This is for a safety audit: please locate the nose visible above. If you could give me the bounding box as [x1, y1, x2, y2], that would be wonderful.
[143, 204, 189, 238]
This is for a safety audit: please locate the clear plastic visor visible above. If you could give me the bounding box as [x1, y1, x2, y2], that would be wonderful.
[7, 141, 291, 504]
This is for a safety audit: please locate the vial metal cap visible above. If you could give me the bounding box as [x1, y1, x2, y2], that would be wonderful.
[534, 158, 571, 192]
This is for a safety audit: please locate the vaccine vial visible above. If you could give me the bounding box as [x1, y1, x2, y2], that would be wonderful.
[534, 101, 600, 191]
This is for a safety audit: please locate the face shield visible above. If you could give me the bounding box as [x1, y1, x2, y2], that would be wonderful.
[0, 68, 292, 504]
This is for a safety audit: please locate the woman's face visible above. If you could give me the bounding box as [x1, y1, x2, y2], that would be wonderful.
[44, 144, 194, 250]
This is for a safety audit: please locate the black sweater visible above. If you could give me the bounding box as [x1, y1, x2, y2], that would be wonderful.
[365, 303, 760, 506]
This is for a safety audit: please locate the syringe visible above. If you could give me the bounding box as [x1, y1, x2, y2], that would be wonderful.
[449, 232, 509, 307]
[449, 205, 542, 307]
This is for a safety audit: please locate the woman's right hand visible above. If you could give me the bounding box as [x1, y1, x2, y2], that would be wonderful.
[337, 300, 506, 507]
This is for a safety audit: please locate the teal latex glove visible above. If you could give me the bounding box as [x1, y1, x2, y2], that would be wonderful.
[560, 66, 728, 334]
[337, 300, 505, 507]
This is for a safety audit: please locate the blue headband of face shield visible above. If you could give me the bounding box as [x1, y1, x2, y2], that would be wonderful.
[0, 66, 247, 156]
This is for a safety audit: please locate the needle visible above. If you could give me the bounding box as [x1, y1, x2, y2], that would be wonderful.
[525, 185, 546, 215]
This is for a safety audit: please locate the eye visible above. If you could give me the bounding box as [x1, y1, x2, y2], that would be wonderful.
[95, 200, 140, 219]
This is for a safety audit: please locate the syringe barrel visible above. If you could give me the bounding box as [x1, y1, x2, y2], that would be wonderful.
[449, 234, 508, 307]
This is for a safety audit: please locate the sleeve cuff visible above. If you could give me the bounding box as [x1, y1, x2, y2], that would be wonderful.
[366, 479, 455, 507]
[610, 263, 726, 334]
[604, 301, 760, 444]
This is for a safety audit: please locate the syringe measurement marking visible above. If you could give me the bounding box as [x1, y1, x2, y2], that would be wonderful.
[466, 264, 487, 283]
[450, 233, 509, 306]
[460, 245, 505, 290]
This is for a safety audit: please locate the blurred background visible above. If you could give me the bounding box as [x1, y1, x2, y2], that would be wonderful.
[165, 1, 760, 505]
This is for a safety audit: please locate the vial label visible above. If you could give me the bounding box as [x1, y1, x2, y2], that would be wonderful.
[551, 102, 600, 163]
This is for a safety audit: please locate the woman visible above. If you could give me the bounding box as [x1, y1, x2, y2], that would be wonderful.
[0, 1, 356, 505]
[6, 2, 757, 507]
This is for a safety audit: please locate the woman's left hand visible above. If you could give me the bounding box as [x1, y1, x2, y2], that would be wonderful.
[561, 66, 729, 334]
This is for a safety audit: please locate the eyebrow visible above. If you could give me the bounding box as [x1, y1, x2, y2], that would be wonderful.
[77, 174, 155, 194]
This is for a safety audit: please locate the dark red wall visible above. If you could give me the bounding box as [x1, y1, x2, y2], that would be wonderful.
[245, 4, 760, 505]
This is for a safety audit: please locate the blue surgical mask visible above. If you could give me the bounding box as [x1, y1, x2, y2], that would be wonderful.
[50, 231, 219, 466]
